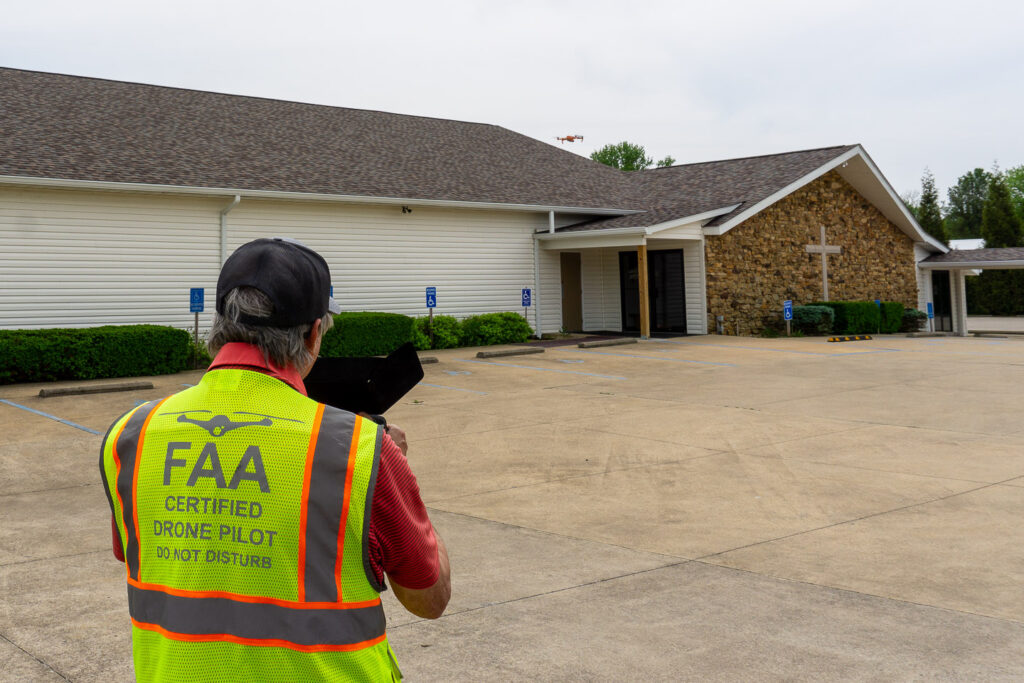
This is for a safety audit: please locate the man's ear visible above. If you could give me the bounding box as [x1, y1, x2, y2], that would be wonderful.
[305, 319, 322, 347]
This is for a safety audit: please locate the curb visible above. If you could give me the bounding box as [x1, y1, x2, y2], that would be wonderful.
[476, 348, 545, 359]
[39, 381, 154, 398]
[578, 338, 638, 349]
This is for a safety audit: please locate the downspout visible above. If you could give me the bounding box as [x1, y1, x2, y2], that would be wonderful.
[220, 195, 241, 265]
[533, 233, 542, 338]
[549, 210, 555, 234]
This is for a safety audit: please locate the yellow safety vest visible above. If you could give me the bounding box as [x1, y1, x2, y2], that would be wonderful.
[100, 368, 401, 682]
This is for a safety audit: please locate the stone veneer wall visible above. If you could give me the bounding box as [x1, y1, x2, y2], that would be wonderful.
[704, 171, 918, 336]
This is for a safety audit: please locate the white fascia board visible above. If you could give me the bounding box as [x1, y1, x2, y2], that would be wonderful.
[536, 226, 646, 240]
[0, 174, 644, 217]
[703, 147, 862, 236]
[918, 260, 1024, 270]
[644, 204, 743, 235]
[536, 227, 646, 250]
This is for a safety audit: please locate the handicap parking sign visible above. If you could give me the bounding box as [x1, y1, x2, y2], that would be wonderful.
[783, 300, 793, 321]
[426, 287, 436, 308]
[522, 288, 531, 307]
[190, 288, 204, 313]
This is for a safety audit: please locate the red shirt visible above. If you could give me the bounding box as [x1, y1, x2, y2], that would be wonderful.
[110, 342, 439, 590]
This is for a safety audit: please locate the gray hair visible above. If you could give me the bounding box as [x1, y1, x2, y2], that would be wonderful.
[207, 287, 334, 369]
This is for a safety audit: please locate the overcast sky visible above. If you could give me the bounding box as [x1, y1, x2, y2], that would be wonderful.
[3, 0, 1021, 201]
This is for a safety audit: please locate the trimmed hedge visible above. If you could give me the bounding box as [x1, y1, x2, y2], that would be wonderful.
[879, 301, 903, 334]
[0, 325, 191, 385]
[412, 315, 462, 351]
[791, 305, 834, 335]
[460, 312, 533, 346]
[320, 312, 414, 357]
[813, 301, 880, 335]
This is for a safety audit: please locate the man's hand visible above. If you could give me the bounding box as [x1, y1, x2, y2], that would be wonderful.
[386, 423, 408, 456]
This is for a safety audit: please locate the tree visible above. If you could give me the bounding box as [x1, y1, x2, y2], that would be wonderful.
[1005, 164, 1024, 224]
[917, 168, 948, 244]
[901, 189, 921, 220]
[946, 168, 992, 239]
[981, 173, 1023, 248]
[590, 141, 672, 171]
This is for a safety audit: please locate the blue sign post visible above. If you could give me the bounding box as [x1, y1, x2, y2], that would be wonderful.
[425, 287, 437, 309]
[189, 288, 204, 368]
[927, 302, 935, 332]
[522, 288, 532, 324]
[783, 300, 793, 336]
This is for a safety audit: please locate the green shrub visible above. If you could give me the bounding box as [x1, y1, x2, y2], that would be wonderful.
[791, 305, 834, 335]
[813, 301, 880, 335]
[0, 325, 191, 385]
[900, 308, 928, 333]
[320, 312, 414, 357]
[459, 312, 533, 346]
[413, 315, 462, 350]
[879, 301, 903, 334]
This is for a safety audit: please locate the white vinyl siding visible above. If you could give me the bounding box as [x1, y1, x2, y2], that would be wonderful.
[0, 187, 557, 333]
[536, 245, 561, 334]
[682, 241, 706, 334]
[580, 248, 622, 331]
[0, 186, 222, 330]
[914, 244, 932, 313]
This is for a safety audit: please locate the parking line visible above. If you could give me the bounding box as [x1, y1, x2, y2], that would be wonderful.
[456, 359, 626, 380]
[564, 349, 736, 367]
[418, 383, 488, 395]
[649, 339, 899, 357]
[0, 399, 101, 435]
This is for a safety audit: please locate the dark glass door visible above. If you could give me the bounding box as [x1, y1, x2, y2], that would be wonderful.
[619, 249, 687, 334]
[931, 270, 952, 331]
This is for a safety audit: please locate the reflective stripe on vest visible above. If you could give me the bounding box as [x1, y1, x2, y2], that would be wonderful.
[101, 369, 389, 658]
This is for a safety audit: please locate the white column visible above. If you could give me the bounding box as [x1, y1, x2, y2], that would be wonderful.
[950, 270, 968, 337]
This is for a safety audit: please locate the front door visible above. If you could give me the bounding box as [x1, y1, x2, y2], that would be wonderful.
[560, 252, 583, 332]
[931, 270, 952, 331]
[619, 249, 687, 334]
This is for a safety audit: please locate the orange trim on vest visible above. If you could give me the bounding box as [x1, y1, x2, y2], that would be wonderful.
[296, 403, 325, 603]
[126, 576, 381, 610]
[335, 415, 363, 600]
[132, 397, 170, 575]
[131, 618, 387, 653]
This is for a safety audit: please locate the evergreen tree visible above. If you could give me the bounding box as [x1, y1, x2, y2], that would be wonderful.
[917, 168, 947, 244]
[981, 173, 1022, 248]
[946, 168, 991, 239]
[1005, 164, 1024, 224]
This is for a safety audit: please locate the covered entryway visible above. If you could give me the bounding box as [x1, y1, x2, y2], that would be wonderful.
[919, 248, 1024, 336]
[619, 249, 687, 334]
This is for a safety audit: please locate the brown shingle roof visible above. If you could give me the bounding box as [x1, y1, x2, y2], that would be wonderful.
[0, 68, 642, 210]
[557, 145, 857, 232]
[922, 248, 1024, 266]
[0, 68, 861, 230]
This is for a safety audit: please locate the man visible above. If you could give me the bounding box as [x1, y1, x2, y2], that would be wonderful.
[100, 237, 450, 682]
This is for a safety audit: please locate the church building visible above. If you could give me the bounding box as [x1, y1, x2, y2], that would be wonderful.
[0, 68, 950, 337]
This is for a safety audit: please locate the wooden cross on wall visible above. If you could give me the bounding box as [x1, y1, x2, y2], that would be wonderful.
[805, 225, 841, 301]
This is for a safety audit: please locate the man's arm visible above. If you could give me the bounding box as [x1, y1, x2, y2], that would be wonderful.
[372, 423, 450, 619]
[389, 524, 451, 619]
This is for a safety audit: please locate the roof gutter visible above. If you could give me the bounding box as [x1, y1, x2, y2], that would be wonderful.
[0, 174, 645, 217]
[918, 260, 1024, 270]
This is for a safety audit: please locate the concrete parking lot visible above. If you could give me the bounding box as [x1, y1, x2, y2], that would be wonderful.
[2, 334, 1024, 681]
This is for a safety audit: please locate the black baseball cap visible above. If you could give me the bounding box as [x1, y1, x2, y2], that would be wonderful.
[216, 237, 341, 327]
